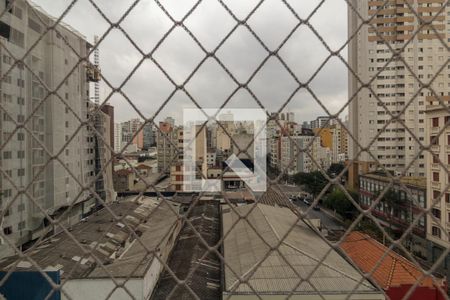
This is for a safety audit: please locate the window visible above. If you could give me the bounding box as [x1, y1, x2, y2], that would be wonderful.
[10, 26, 24, 47]
[432, 208, 441, 219]
[28, 18, 41, 33]
[18, 221, 25, 230]
[433, 190, 441, 200]
[2, 55, 11, 65]
[432, 117, 439, 127]
[433, 172, 440, 182]
[2, 189, 12, 198]
[17, 151, 24, 158]
[3, 93, 12, 103]
[17, 168, 25, 176]
[431, 135, 438, 145]
[3, 151, 12, 159]
[3, 227, 12, 235]
[448, 135, 450, 146]
[17, 132, 24, 141]
[432, 226, 441, 238]
[433, 155, 439, 164]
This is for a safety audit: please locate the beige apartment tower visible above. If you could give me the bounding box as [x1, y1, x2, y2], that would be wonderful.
[0, 1, 99, 257]
[348, 0, 449, 184]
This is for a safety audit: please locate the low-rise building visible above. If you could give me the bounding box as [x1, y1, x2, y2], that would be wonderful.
[359, 172, 427, 258]
[113, 169, 136, 192]
[424, 95, 450, 282]
[0, 197, 182, 300]
[151, 200, 221, 300]
[222, 204, 385, 299]
[341, 232, 447, 300]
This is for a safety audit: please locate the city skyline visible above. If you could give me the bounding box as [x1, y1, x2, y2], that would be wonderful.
[0, 1, 449, 299]
[32, 0, 349, 124]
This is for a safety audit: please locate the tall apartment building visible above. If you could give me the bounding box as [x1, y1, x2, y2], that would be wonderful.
[348, 1, 449, 181]
[310, 116, 330, 129]
[88, 103, 115, 206]
[280, 135, 313, 175]
[156, 121, 179, 173]
[113, 122, 122, 153]
[330, 121, 349, 163]
[100, 104, 114, 154]
[0, 1, 96, 256]
[425, 95, 450, 277]
[121, 118, 143, 150]
[142, 122, 155, 150]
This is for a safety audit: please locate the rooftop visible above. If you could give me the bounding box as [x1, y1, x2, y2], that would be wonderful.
[256, 186, 297, 210]
[0, 196, 180, 279]
[151, 201, 221, 300]
[222, 204, 382, 296]
[29, 1, 87, 41]
[361, 172, 426, 189]
[340, 232, 446, 290]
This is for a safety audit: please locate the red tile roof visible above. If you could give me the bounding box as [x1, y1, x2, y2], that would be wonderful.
[340, 231, 445, 290]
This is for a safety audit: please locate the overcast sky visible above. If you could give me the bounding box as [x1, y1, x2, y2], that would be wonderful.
[33, 0, 348, 124]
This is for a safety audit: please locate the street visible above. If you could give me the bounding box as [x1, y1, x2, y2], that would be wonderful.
[278, 184, 344, 230]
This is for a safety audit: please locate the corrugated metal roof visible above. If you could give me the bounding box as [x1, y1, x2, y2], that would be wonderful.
[223, 204, 383, 296]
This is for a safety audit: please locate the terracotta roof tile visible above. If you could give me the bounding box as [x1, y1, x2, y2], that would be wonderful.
[340, 231, 445, 290]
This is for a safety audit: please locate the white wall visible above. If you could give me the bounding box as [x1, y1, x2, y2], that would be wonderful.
[62, 258, 162, 300]
[63, 278, 142, 300]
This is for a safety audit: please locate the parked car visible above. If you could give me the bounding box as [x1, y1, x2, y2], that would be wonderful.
[303, 199, 311, 206]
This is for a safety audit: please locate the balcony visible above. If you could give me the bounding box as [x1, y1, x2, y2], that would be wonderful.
[431, 145, 440, 152]
[431, 127, 440, 134]
[431, 181, 441, 189]
[431, 163, 440, 170]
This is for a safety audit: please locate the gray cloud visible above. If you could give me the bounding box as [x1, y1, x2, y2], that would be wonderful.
[33, 0, 348, 124]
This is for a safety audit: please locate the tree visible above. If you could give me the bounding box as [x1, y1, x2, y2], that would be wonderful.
[293, 171, 327, 196]
[324, 189, 357, 219]
[327, 163, 346, 177]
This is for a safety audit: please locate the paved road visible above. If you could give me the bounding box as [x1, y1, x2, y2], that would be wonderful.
[278, 184, 344, 230]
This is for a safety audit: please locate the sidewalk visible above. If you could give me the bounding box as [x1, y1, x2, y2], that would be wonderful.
[320, 206, 345, 225]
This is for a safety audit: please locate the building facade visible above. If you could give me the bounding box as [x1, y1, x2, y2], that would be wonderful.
[425, 96, 450, 279]
[156, 121, 179, 173]
[142, 122, 155, 150]
[0, 0, 96, 256]
[359, 173, 428, 258]
[280, 135, 313, 175]
[348, 1, 450, 178]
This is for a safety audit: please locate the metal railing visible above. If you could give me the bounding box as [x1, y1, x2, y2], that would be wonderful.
[0, 0, 449, 299]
